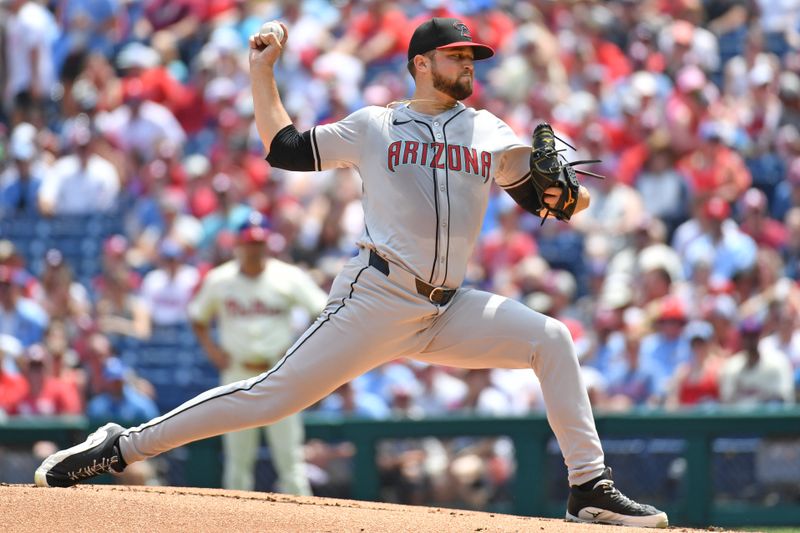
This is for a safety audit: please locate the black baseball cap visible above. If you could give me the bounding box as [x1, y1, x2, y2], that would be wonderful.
[407, 18, 494, 62]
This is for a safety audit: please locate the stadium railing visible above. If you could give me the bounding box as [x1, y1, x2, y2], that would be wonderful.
[2, 406, 799, 527]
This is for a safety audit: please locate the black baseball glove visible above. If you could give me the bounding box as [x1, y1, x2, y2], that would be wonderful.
[528, 123, 604, 223]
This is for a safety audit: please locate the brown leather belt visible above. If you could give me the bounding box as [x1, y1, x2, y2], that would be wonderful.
[241, 361, 272, 373]
[369, 250, 456, 306]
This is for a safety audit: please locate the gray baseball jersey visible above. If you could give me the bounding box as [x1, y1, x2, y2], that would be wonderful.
[116, 103, 605, 488]
[310, 102, 529, 287]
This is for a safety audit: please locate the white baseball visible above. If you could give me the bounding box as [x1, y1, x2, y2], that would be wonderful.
[259, 21, 285, 43]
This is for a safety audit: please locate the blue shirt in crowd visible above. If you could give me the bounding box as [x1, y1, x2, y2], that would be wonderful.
[637, 333, 692, 398]
[86, 384, 160, 422]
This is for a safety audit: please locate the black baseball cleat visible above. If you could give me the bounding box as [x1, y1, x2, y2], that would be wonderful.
[34, 422, 127, 487]
[565, 468, 669, 528]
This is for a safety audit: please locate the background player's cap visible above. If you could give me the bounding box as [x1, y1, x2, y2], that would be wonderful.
[657, 296, 687, 323]
[102, 357, 128, 382]
[684, 320, 713, 342]
[158, 239, 183, 260]
[407, 18, 494, 61]
[703, 196, 730, 221]
[237, 211, 269, 244]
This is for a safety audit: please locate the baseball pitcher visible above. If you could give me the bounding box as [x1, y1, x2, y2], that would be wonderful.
[36, 18, 667, 528]
[188, 214, 325, 494]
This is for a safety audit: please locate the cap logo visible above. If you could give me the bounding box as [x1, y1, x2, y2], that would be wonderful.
[453, 22, 472, 41]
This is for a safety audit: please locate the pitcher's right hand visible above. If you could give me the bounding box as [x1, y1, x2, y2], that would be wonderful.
[248, 21, 288, 71]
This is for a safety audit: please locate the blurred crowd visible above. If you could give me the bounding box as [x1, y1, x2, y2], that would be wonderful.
[2, 0, 800, 506]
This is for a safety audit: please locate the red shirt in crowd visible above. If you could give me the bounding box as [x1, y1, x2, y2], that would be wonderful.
[468, 9, 516, 52]
[0, 372, 28, 414]
[479, 229, 537, 278]
[740, 219, 789, 250]
[142, 0, 235, 30]
[676, 357, 722, 405]
[349, 8, 409, 61]
[677, 145, 752, 201]
[14, 376, 82, 416]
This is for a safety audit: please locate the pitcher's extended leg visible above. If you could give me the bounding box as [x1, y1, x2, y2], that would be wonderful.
[416, 289, 604, 486]
[34, 259, 435, 488]
[116, 262, 432, 466]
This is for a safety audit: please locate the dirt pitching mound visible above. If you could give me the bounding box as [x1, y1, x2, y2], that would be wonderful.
[1, 484, 734, 532]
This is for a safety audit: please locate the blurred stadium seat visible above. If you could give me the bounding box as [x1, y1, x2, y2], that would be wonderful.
[118, 324, 219, 414]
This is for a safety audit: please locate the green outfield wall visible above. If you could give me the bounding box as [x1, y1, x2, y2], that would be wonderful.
[2, 407, 799, 528]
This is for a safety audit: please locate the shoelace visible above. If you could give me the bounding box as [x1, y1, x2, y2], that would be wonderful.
[67, 453, 121, 481]
[596, 480, 644, 511]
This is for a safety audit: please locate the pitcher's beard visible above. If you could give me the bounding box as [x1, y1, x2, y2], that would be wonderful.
[432, 70, 473, 101]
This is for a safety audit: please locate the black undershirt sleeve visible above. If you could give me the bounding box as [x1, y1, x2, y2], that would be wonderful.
[503, 174, 545, 216]
[265, 124, 316, 171]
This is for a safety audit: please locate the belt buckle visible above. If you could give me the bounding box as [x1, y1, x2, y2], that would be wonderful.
[429, 287, 445, 305]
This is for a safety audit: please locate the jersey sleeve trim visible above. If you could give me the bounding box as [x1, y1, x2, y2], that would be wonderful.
[504, 177, 544, 216]
[311, 126, 321, 171]
[499, 171, 532, 189]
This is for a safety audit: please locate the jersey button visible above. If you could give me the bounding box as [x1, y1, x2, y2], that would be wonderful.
[439, 185, 445, 192]
[435, 133, 442, 139]
[434, 121, 440, 126]
[441, 221, 448, 227]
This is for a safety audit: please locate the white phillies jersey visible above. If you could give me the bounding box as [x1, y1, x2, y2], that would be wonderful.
[310, 103, 529, 288]
[188, 259, 327, 364]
